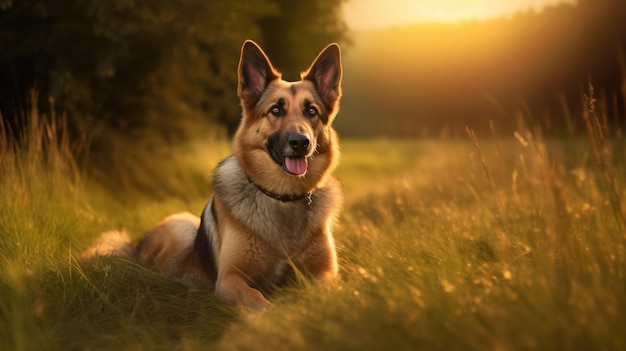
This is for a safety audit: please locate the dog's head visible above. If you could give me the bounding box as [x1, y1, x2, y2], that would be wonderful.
[234, 40, 342, 195]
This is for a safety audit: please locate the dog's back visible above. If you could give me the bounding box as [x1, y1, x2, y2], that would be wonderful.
[81, 213, 201, 278]
[80, 230, 135, 260]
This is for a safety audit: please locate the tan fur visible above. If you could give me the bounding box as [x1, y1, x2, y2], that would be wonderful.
[80, 230, 134, 260]
[83, 40, 343, 310]
[135, 212, 212, 287]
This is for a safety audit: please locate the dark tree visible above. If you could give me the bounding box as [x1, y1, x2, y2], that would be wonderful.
[255, 0, 350, 81]
[1, 0, 350, 141]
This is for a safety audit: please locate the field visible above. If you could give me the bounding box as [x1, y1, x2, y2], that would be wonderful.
[1, 110, 625, 350]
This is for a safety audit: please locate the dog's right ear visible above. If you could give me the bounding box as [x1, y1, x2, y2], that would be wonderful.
[238, 40, 280, 109]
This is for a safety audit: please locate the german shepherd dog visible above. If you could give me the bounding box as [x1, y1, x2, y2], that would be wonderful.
[83, 40, 343, 310]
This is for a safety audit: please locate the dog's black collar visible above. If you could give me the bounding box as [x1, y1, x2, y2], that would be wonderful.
[246, 174, 313, 210]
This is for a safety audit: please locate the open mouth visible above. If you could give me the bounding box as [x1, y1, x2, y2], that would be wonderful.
[266, 133, 310, 176]
[284, 156, 308, 176]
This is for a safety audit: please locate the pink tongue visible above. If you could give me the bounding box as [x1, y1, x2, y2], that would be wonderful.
[284, 157, 308, 175]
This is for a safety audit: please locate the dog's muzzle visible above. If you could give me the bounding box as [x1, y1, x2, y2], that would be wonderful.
[268, 132, 311, 176]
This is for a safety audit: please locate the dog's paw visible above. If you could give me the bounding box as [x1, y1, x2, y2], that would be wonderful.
[216, 279, 270, 310]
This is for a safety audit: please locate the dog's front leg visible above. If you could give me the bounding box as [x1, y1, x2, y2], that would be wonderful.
[214, 216, 270, 310]
[300, 225, 339, 282]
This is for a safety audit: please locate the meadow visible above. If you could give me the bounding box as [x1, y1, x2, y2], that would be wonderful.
[1, 103, 625, 350]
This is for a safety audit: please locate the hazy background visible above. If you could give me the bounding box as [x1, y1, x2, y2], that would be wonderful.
[1, 0, 625, 146]
[338, 0, 626, 137]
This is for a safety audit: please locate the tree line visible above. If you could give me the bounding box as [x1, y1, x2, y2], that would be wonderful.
[0, 0, 348, 143]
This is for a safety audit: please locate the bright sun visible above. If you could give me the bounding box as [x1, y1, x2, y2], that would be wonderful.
[343, 0, 577, 30]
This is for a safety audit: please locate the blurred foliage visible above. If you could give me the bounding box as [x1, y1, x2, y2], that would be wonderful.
[337, 0, 626, 138]
[255, 0, 350, 80]
[0, 0, 348, 142]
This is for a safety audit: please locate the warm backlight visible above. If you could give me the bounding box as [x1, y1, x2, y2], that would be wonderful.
[344, 0, 576, 30]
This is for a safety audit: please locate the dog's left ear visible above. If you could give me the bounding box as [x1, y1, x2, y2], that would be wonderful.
[238, 40, 280, 110]
[303, 44, 342, 118]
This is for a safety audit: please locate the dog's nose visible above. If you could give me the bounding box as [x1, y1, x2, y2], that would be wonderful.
[287, 132, 310, 152]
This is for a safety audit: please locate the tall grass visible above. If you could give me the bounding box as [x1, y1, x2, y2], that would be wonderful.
[0, 88, 625, 349]
[0, 95, 86, 349]
[0, 96, 233, 350]
[0, 94, 86, 268]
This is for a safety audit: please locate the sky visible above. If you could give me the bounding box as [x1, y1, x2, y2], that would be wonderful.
[342, 0, 577, 31]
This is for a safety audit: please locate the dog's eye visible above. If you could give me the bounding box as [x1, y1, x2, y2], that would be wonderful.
[306, 107, 318, 118]
[269, 105, 282, 117]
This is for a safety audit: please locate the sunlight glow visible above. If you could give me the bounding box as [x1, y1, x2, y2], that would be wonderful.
[343, 0, 577, 30]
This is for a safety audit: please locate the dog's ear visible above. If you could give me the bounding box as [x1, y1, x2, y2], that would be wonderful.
[238, 40, 280, 109]
[303, 43, 342, 117]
